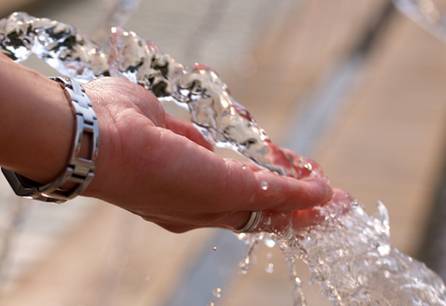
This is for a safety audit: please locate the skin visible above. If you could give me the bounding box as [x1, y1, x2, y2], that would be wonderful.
[0, 53, 333, 233]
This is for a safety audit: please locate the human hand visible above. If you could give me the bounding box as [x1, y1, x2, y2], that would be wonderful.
[83, 77, 333, 233]
[256, 188, 353, 233]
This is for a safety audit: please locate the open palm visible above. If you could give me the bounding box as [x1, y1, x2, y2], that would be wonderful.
[83, 77, 332, 233]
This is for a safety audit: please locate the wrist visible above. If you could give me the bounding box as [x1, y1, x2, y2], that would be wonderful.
[0, 68, 74, 183]
[1, 76, 106, 202]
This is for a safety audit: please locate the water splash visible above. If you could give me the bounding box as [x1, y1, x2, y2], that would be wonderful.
[285, 256, 307, 306]
[212, 287, 222, 299]
[238, 233, 258, 276]
[265, 262, 274, 274]
[260, 181, 269, 191]
[93, 0, 141, 44]
[264, 238, 276, 248]
[285, 202, 446, 305]
[1, 12, 445, 305]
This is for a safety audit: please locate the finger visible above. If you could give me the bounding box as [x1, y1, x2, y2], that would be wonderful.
[281, 148, 323, 177]
[154, 221, 197, 234]
[330, 188, 354, 214]
[164, 114, 213, 151]
[199, 158, 332, 213]
[212, 209, 312, 233]
[136, 213, 198, 233]
[223, 159, 263, 172]
[143, 127, 332, 215]
[212, 209, 311, 233]
[291, 188, 353, 229]
[202, 211, 253, 231]
[247, 169, 333, 212]
[214, 188, 351, 233]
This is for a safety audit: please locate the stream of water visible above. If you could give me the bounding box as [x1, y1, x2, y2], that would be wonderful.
[1, 12, 445, 305]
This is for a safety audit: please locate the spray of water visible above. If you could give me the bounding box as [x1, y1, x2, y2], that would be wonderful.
[1, 12, 445, 305]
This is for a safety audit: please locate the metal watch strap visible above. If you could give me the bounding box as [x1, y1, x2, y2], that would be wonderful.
[1, 77, 99, 203]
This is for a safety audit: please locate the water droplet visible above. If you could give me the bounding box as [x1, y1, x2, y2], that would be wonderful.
[358, 275, 367, 284]
[239, 256, 250, 274]
[241, 165, 248, 170]
[237, 233, 247, 240]
[264, 238, 276, 248]
[265, 263, 274, 273]
[212, 287, 222, 298]
[377, 244, 390, 256]
[212, 246, 217, 251]
[294, 277, 302, 285]
[304, 162, 313, 172]
[260, 181, 269, 191]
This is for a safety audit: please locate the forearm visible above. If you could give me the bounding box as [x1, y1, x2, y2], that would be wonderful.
[0, 54, 74, 183]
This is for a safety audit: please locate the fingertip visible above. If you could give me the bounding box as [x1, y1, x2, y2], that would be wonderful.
[165, 115, 214, 151]
[291, 207, 324, 229]
[263, 176, 332, 213]
[299, 177, 333, 205]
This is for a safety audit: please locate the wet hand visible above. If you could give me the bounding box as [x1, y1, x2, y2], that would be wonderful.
[83, 77, 333, 233]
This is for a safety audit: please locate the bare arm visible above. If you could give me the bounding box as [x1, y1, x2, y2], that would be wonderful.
[0, 53, 74, 183]
[0, 55, 332, 232]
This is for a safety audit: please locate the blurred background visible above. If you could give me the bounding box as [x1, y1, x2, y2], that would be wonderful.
[0, 0, 445, 305]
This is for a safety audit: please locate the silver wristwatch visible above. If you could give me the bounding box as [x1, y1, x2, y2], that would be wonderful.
[1, 77, 99, 203]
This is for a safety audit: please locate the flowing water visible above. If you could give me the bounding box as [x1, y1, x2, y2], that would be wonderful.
[1, 12, 446, 305]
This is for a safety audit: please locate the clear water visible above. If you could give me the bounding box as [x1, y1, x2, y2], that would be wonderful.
[1, 12, 445, 305]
